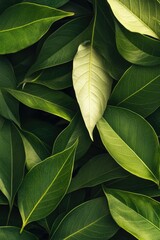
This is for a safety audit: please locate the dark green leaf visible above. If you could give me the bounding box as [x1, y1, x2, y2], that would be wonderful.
[110, 65, 160, 117]
[97, 106, 159, 184]
[51, 197, 119, 240]
[18, 141, 78, 231]
[104, 188, 160, 240]
[69, 154, 128, 193]
[0, 2, 73, 54]
[28, 16, 92, 74]
[53, 113, 91, 160]
[7, 83, 77, 121]
[22, 0, 69, 8]
[0, 117, 25, 206]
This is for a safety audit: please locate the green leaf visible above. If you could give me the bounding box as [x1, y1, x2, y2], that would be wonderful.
[73, 42, 112, 140]
[22, 0, 69, 8]
[107, 0, 160, 39]
[28, 16, 92, 74]
[115, 22, 160, 66]
[18, 141, 78, 231]
[53, 113, 91, 160]
[104, 188, 160, 240]
[51, 197, 119, 240]
[97, 106, 159, 185]
[0, 117, 25, 206]
[110, 65, 160, 117]
[0, 57, 19, 125]
[0, 2, 73, 54]
[7, 83, 76, 121]
[69, 154, 128, 193]
[0, 226, 38, 240]
[20, 130, 49, 170]
[23, 63, 72, 90]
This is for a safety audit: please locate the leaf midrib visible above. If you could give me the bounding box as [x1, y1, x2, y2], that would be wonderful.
[23, 147, 75, 226]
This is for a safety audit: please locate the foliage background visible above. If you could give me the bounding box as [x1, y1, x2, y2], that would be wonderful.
[0, 0, 159, 239]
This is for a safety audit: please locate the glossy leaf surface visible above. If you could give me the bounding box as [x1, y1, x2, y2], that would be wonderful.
[18, 141, 78, 230]
[7, 84, 76, 121]
[97, 106, 159, 184]
[107, 0, 159, 39]
[73, 42, 112, 139]
[0, 227, 38, 240]
[104, 188, 160, 240]
[110, 65, 160, 117]
[51, 197, 119, 240]
[0, 2, 73, 54]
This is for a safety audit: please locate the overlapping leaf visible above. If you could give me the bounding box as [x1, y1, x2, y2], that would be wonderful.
[18, 141, 78, 231]
[107, 0, 160, 39]
[104, 188, 160, 240]
[0, 2, 73, 54]
[69, 154, 128, 193]
[0, 227, 38, 240]
[28, 16, 92, 74]
[7, 83, 76, 121]
[97, 106, 159, 185]
[110, 65, 160, 117]
[51, 197, 119, 240]
[22, 0, 69, 8]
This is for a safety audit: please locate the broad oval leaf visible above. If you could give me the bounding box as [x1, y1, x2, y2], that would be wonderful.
[0, 117, 25, 206]
[0, 57, 19, 125]
[18, 141, 78, 231]
[0, 2, 73, 54]
[0, 226, 38, 240]
[7, 83, 76, 121]
[68, 154, 128, 193]
[73, 42, 112, 140]
[53, 113, 91, 160]
[115, 22, 160, 66]
[97, 106, 159, 185]
[110, 65, 160, 117]
[104, 188, 160, 240]
[51, 197, 119, 240]
[107, 0, 160, 39]
[28, 16, 92, 75]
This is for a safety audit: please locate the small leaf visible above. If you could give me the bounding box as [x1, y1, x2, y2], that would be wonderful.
[73, 42, 112, 140]
[53, 112, 91, 160]
[18, 141, 78, 231]
[7, 83, 76, 121]
[107, 0, 159, 39]
[51, 197, 119, 240]
[0, 226, 38, 240]
[97, 106, 159, 185]
[0, 2, 73, 54]
[69, 154, 128, 193]
[28, 16, 92, 74]
[104, 188, 160, 240]
[110, 65, 160, 117]
[0, 117, 25, 206]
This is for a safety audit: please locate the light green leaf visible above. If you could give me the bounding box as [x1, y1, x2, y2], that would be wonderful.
[110, 65, 160, 117]
[7, 83, 76, 121]
[0, 2, 73, 54]
[97, 106, 159, 185]
[28, 16, 92, 74]
[20, 130, 49, 170]
[115, 22, 160, 65]
[51, 197, 119, 240]
[0, 57, 19, 125]
[107, 0, 160, 39]
[53, 113, 91, 160]
[0, 226, 38, 240]
[18, 141, 78, 231]
[0, 117, 25, 206]
[104, 188, 160, 240]
[68, 154, 128, 193]
[73, 42, 112, 140]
